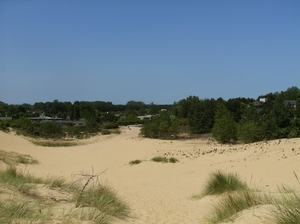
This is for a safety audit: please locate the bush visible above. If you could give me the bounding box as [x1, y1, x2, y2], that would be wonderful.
[140, 111, 179, 139]
[238, 121, 262, 143]
[38, 121, 64, 138]
[103, 123, 119, 129]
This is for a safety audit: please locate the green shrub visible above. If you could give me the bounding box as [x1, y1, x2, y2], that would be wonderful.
[39, 121, 64, 138]
[238, 121, 262, 143]
[101, 129, 111, 135]
[103, 123, 119, 129]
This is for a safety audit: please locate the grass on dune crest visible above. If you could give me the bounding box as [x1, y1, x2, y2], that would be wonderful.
[74, 185, 130, 219]
[207, 190, 271, 223]
[201, 170, 248, 197]
[269, 173, 300, 224]
[0, 149, 130, 224]
[0, 149, 38, 165]
[201, 170, 300, 224]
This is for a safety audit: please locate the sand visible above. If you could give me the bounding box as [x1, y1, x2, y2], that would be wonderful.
[1, 126, 300, 223]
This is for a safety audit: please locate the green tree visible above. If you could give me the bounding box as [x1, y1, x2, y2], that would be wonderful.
[212, 103, 237, 143]
[141, 111, 179, 139]
[260, 111, 279, 140]
[149, 102, 159, 115]
[238, 104, 262, 143]
[188, 99, 216, 134]
[39, 122, 63, 138]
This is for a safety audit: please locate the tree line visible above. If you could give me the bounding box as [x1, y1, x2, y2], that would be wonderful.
[1, 86, 300, 143]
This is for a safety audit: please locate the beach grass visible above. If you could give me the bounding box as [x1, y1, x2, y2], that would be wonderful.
[207, 190, 271, 223]
[74, 185, 130, 219]
[202, 171, 300, 224]
[0, 149, 38, 165]
[202, 170, 248, 197]
[0, 150, 130, 224]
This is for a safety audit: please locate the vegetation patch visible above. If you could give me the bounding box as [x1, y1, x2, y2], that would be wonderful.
[129, 159, 142, 165]
[0, 149, 38, 166]
[207, 190, 270, 223]
[151, 156, 179, 163]
[32, 140, 77, 147]
[199, 170, 300, 223]
[74, 185, 130, 219]
[201, 170, 248, 197]
[0, 151, 130, 224]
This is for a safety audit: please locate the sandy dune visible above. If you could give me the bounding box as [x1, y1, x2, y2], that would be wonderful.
[1, 127, 300, 224]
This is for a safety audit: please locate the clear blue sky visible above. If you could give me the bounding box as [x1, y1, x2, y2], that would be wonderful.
[1, 0, 299, 105]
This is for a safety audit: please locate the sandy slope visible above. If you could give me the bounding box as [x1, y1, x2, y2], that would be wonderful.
[1, 127, 300, 224]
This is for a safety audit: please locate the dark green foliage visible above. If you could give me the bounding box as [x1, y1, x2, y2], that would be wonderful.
[238, 121, 262, 143]
[212, 103, 237, 143]
[238, 104, 262, 143]
[1, 86, 299, 143]
[188, 99, 216, 134]
[39, 121, 64, 138]
[141, 111, 179, 139]
[103, 123, 118, 129]
[118, 119, 144, 126]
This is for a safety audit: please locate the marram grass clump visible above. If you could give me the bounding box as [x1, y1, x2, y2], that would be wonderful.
[207, 190, 271, 223]
[202, 170, 248, 196]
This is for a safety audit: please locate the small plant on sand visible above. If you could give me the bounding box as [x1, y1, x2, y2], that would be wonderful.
[129, 159, 142, 165]
[168, 157, 179, 163]
[202, 170, 248, 197]
[151, 156, 179, 163]
[151, 156, 168, 163]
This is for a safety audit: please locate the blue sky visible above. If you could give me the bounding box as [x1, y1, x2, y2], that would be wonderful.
[1, 0, 299, 105]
